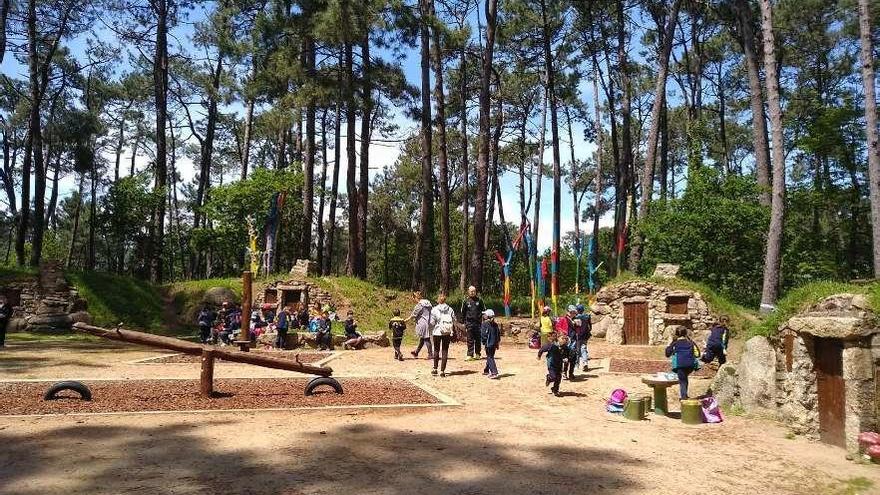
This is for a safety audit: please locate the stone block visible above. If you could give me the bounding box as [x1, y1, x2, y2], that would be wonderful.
[652, 263, 680, 279]
[709, 363, 739, 407]
[842, 347, 874, 380]
[738, 336, 777, 411]
[786, 316, 872, 339]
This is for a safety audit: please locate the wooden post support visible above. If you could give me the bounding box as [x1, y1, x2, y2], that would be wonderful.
[237, 270, 253, 352]
[200, 349, 216, 397]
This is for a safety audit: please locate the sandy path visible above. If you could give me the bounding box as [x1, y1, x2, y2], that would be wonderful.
[1, 339, 878, 495]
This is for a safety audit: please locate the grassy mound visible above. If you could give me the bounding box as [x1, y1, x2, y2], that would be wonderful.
[67, 271, 166, 333]
[306, 276, 415, 334]
[0, 266, 37, 284]
[749, 281, 879, 337]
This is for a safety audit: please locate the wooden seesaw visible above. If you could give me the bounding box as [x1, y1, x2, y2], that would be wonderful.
[71, 322, 343, 397]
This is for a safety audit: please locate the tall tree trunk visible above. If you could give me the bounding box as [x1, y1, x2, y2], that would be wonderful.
[0, 0, 9, 65]
[24, 0, 42, 267]
[733, 0, 771, 206]
[130, 133, 138, 176]
[758, 0, 786, 311]
[591, 74, 603, 292]
[114, 116, 125, 182]
[45, 154, 60, 228]
[342, 1, 358, 276]
[458, 43, 469, 292]
[859, 0, 880, 277]
[469, 0, 498, 291]
[149, 0, 169, 283]
[357, 31, 371, 279]
[659, 100, 668, 201]
[566, 106, 581, 295]
[716, 62, 730, 173]
[240, 59, 257, 180]
[190, 54, 223, 276]
[301, 34, 317, 261]
[630, 0, 681, 270]
[316, 109, 329, 274]
[539, 0, 562, 310]
[432, 0, 451, 294]
[413, 0, 434, 292]
[66, 175, 84, 269]
[531, 88, 548, 271]
[2, 130, 16, 216]
[617, 0, 634, 274]
[325, 101, 342, 276]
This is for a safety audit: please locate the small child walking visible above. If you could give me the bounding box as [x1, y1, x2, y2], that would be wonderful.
[538, 333, 567, 396]
[480, 309, 501, 379]
[388, 309, 407, 361]
[665, 327, 701, 400]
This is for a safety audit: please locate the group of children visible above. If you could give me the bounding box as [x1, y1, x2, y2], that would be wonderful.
[531, 304, 594, 396]
[386, 303, 503, 379]
[665, 316, 730, 400]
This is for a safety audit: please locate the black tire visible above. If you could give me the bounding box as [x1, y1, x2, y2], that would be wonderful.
[43, 381, 92, 401]
[304, 376, 343, 396]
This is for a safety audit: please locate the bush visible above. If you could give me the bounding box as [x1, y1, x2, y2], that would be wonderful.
[636, 168, 769, 307]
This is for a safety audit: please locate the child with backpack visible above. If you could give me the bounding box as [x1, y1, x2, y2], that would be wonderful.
[665, 327, 701, 400]
[702, 316, 730, 366]
[575, 304, 592, 371]
[538, 333, 567, 396]
[388, 309, 407, 361]
[430, 294, 456, 377]
[480, 309, 501, 379]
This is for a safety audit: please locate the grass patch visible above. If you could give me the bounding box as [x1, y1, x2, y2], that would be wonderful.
[830, 477, 874, 495]
[0, 265, 37, 284]
[67, 271, 167, 334]
[749, 281, 871, 337]
[307, 276, 414, 337]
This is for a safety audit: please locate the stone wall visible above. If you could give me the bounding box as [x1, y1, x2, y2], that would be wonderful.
[3, 262, 89, 333]
[722, 293, 880, 453]
[591, 280, 715, 345]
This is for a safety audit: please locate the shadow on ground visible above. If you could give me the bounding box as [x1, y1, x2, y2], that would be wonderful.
[0, 421, 643, 494]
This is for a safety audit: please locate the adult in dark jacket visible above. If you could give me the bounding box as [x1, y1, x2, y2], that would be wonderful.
[0, 295, 12, 347]
[459, 285, 486, 360]
[665, 327, 700, 399]
[480, 310, 501, 378]
[702, 316, 730, 365]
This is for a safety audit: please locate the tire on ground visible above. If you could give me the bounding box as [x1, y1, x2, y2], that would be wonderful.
[43, 381, 93, 401]
[304, 376, 343, 396]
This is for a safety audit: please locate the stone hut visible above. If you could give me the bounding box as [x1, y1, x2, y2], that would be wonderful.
[774, 294, 878, 452]
[256, 279, 334, 313]
[0, 262, 90, 333]
[591, 280, 715, 345]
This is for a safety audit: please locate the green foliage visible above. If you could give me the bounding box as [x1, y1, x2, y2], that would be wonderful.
[0, 265, 38, 284]
[196, 168, 303, 273]
[636, 168, 769, 308]
[67, 271, 166, 333]
[749, 281, 866, 337]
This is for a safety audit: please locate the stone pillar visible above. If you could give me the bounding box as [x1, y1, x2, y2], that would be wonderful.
[843, 344, 876, 453]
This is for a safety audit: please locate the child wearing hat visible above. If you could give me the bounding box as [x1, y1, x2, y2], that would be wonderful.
[388, 309, 407, 361]
[481, 309, 501, 379]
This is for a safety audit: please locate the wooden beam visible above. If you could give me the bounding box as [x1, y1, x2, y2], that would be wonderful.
[72, 322, 332, 377]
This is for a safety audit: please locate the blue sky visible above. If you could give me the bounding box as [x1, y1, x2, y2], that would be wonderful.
[0, 1, 609, 251]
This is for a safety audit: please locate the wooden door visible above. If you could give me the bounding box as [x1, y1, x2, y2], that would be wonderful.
[623, 301, 649, 345]
[815, 337, 846, 448]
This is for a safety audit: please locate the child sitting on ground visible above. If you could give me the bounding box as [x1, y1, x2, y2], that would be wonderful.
[538, 332, 567, 396]
[343, 310, 365, 350]
[315, 311, 334, 351]
[388, 309, 407, 361]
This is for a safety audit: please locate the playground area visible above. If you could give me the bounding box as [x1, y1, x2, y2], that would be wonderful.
[1, 335, 878, 495]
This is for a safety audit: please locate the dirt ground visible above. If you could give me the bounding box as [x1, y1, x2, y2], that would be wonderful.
[1, 337, 879, 495]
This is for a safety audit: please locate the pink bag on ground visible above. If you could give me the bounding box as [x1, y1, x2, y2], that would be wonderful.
[859, 432, 880, 451]
[700, 396, 724, 423]
[607, 389, 628, 406]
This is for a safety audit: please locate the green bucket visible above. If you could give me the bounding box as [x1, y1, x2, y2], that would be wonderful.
[623, 398, 645, 421]
[681, 399, 703, 425]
